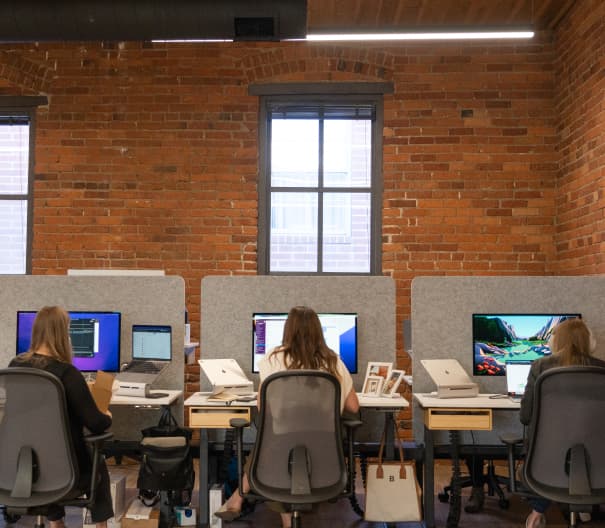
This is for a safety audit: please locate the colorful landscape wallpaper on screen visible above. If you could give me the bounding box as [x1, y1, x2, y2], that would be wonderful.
[472, 314, 580, 376]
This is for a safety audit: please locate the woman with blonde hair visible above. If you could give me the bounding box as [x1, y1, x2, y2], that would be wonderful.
[521, 318, 605, 528]
[10, 306, 114, 528]
[216, 306, 359, 527]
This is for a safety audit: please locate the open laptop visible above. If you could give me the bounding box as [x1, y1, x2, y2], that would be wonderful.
[506, 361, 532, 402]
[116, 324, 172, 384]
[199, 358, 253, 396]
[421, 359, 478, 398]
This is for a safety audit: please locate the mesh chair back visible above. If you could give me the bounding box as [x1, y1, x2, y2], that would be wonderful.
[524, 366, 605, 505]
[0, 367, 78, 507]
[249, 370, 347, 504]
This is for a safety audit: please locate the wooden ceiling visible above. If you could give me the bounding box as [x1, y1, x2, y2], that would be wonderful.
[307, 0, 576, 32]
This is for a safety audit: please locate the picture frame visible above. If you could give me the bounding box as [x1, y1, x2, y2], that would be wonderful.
[364, 361, 392, 387]
[362, 375, 384, 396]
[382, 369, 405, 397]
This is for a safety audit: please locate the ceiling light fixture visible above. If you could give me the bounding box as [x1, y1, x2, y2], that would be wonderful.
[306, 30, 534, 42]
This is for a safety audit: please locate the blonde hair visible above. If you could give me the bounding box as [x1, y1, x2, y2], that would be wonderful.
[271, 306, 339, 379]
[549, 318, 596, 367]
[21, 306, 73, 364]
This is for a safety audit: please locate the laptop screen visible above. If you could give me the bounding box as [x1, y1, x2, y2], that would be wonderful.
[506, 361, 532, 397]
[132, 325, 172, 361]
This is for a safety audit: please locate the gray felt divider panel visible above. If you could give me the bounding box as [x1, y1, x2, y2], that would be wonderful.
[411, 275, 605, 444]
[200, 275, 396, 442]
[0, 275, 185, 440]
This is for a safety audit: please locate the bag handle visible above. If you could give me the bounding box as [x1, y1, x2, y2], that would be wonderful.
[376, 418, 407, 479]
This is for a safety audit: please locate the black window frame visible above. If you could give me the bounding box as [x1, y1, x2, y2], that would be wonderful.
[252, 83, 390, 276]
[0, 96, 46, 275]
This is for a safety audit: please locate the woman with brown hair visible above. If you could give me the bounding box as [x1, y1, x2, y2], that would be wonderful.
[10, 306, 114, 528]
[216, 306, 359, 527]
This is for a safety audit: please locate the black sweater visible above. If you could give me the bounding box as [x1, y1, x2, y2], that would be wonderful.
[10, 354, 112, 482]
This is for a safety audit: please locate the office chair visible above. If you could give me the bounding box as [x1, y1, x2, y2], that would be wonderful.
[439, 454, 510, 509]
[0, 367, 112, 528]
[502, 366, 605, 528]
[230, 370, 362, 528]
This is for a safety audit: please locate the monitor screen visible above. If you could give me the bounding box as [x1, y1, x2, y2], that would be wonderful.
[472, 313, 581, 376]
[252, 313, 358, 374]
[16, 310, 122, 372]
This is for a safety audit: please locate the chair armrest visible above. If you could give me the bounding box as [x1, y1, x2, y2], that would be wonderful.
[230, 418, 250, 429]
[499, 432, 524, 493]
[341, 419, 363, 430]
[84, 431, 114, 446]
[500, 432, 523, 446]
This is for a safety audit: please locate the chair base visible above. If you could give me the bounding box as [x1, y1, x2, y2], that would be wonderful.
[439, 459, 510, 510]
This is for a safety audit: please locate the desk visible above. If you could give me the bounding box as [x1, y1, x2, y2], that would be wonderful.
[185, 392, 257, 527]
[414, 393, 519, 528]
[110, 390, 182, 407]
[185, 392, 409, 527]
[105, 390, 183, 461]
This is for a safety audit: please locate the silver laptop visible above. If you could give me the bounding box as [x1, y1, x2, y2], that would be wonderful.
[506, 361, 532, 401]
[116, 325, 172, 384]
[199, 358, 253, 395]
[421, 359, 474, 387]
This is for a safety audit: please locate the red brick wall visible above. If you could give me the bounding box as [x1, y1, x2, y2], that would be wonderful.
[0, 34, 568, 415]
[553, 0, 605, 274]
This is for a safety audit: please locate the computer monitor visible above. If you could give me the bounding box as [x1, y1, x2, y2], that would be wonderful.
[16, 310, 122, 372]
[252, 312, 358, 374]
[472, 313, 581, 376]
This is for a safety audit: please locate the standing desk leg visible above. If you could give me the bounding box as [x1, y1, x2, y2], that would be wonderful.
[385, 412, 395, 460]
[199, 428, 209, 527]
[423, 424, 435, 528]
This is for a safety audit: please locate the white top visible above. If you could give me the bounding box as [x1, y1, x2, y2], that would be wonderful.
[258, 350, 354, 413]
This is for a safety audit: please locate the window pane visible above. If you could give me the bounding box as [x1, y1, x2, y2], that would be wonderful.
[271, 119, 318, 187]
[0, 124, 29, 194]
[270, 192, 317, 272]
[322, 192, 371, 273]
[324, 120, 371, 188]
[0, 200, 27, 274]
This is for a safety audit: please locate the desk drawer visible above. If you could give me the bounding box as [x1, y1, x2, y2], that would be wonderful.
[189, 406, 251, 428]
[425, 408, 492, 430]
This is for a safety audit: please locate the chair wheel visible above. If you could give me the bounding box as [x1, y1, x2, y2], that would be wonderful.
[498, 499, 510, 509]
[438, 491, 450, 503]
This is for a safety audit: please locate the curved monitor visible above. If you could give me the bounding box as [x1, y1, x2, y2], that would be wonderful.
[16, 310, 121, 373]
[252, 312, 357, 374]
[472, 313, 581, 376]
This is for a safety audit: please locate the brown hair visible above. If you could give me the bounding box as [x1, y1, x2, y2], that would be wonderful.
[19, 306, 73, 364]
[271, 306, 339, 378]
[550, 318, 596, 367]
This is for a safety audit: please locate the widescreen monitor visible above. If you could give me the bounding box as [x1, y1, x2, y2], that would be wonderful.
[252, 312, 358, 374]
[16, 310, 121, 372]
[472, 313, 581, 376]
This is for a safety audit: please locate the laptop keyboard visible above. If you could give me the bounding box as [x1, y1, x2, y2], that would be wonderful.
[123, 361, 162, 374]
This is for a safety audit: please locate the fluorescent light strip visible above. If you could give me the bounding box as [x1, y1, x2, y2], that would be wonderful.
[151, 39, 234, 43]
[307, 31, 534, 41]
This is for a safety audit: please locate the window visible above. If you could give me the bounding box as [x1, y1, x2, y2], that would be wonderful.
[257, 87, 385, 274]
[0, 99, 42, 274]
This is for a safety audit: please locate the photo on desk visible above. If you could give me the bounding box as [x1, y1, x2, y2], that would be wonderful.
[364, 361, 392, 384]
[382, 369, 405, 397]
[362, 375, 384, 396]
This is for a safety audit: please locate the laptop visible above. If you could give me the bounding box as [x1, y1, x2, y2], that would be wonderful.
[421, 359, 478, 398]
[506, 361, 532, 402]
[199, 358, 253, 396]
[116, 324, 172, 384]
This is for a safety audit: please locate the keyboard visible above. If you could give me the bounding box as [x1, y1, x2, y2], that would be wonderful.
[123, 361, 163, 374]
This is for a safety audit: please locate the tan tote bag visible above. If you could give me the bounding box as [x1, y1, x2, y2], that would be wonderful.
[364, 420, 423, 522]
